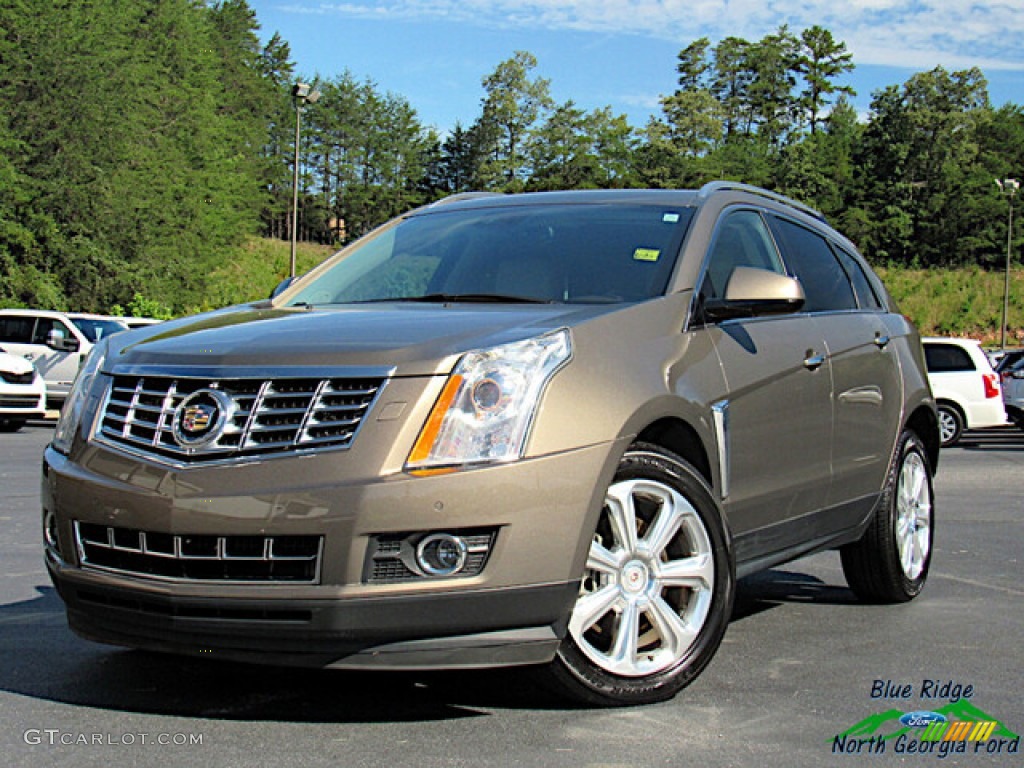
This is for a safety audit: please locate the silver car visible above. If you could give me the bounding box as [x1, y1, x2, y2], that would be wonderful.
[997, 350, 1024, 429]
[43, 183, 939, 706]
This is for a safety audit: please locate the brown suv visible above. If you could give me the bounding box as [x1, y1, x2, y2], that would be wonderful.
[43, 183, 939, 706]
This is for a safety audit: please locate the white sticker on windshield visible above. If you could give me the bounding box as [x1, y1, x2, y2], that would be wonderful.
[663, 212, 680, 223]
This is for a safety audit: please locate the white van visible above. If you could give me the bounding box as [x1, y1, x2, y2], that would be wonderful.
[922, 337, 1007, 446]
[0, 310, 128, 407]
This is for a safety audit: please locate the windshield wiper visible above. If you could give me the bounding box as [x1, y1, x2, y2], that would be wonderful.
[355, 293, 555, 305]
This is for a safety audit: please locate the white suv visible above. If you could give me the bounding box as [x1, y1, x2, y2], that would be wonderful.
[922, 337, 1007, 446]
[0, 310, 128, 407]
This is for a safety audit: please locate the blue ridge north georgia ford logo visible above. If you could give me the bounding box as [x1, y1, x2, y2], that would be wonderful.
[171, 389, 234, 448]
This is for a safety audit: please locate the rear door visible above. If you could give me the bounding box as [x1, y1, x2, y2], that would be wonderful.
[767, 215, 903, 515]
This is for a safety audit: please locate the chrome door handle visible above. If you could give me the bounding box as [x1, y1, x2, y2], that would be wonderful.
[804, 354, 826, 371]
[874, 335, 891, 349]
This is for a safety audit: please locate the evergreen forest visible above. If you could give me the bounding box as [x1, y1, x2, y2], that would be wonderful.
[1, 1, 1022, 328]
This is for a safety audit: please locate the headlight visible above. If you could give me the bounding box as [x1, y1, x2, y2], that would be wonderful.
[51, 340, 108, 455]
[406, 329, 572, 472]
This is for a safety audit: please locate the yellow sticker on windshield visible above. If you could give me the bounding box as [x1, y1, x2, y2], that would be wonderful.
[633, 248, 661, 262]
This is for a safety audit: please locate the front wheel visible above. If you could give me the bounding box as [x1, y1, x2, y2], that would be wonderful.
[546, 443, 733, 706]
[841, 429, 934, 603]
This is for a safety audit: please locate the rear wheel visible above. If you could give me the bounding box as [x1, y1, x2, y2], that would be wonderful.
[841, 429, 934, 603]
[937, 404, 964, 447]
[546, 444, 733, 706]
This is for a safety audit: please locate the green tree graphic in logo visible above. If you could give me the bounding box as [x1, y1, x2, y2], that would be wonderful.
[836, 701, 1019, 742]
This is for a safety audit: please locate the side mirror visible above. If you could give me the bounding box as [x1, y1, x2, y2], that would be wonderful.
[46, 328, 80, 352]
[703, 267, 805, 322]
[270, 276, 295, 300]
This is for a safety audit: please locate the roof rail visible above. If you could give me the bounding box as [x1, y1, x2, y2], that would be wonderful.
[428, 191, 504, 207]
[696, 181, 826, 222]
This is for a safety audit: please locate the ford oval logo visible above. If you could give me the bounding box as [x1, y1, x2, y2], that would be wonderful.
[899, 711, 947, 728]
[172, 389, 234, 449]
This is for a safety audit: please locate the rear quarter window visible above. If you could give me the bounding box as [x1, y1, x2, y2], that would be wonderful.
[925, 344, 976, 373]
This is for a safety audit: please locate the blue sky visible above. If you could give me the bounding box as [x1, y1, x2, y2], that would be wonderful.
[248, 1, 1024, 134]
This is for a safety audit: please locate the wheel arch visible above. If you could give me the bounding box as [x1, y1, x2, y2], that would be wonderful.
[906, 404, 941, 471]
[634, 417, 714, 490]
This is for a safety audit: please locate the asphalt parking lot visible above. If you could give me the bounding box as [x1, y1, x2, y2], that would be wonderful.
[1, 422, 1021, 768]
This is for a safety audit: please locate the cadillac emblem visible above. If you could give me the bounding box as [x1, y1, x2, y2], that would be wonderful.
[171, 389, 234, 449]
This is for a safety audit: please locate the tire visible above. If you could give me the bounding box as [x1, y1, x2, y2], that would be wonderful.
[840, 430, 934, 603]
[545, 443, 734, 706]
[0, 418, 26, 433]
[937, 404, 964, 447]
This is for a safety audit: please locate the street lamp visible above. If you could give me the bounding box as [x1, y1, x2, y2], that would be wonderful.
[995, 178, 1019, 351]
[290, 82, 321, 279]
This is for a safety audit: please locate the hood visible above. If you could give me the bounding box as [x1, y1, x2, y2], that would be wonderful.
[0, 351, 36, 375]
[107, 302, 621, 377]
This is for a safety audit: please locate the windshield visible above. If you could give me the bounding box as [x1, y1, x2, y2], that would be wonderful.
[287, 203, 694, 306]
[71, 318, 128, 343]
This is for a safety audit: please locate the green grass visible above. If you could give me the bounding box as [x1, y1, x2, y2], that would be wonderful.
[192, 237, 336, 311]
[876, 265, 1023, 344]
[171, 237, 1024, 346]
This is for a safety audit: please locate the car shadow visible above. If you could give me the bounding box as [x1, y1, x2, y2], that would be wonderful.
[1, 570, 859, 720]
[958, 427, 1024, 451]
[0, 586, 572, 719]
[731, 568, 858, 621]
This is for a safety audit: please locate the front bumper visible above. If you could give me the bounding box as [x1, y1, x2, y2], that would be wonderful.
[49, 567, 577, 668]
[43, 436, 624, 668]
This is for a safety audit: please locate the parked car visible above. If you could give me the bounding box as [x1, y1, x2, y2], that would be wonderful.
[922, 337, 1007, 446]
[0, 346, 46, 431]
[43, 184, 939, 706]
[0, 310, 128, 407]
[996, 350, 1024, 430]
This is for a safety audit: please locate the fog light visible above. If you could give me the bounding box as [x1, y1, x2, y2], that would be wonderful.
[415, 533, 468, 576]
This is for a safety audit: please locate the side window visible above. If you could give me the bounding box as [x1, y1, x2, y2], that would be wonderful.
[701, 209, 785, 300]
[32, 318, 72, 344]
[832, 244, 883, 310]
[768, 216, 857, 313]
[924, 344, 976, 373]
[0, 316, 34, 343]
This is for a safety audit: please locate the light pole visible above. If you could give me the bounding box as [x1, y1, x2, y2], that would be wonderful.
[290, 82, 321, 279]
[995, 178, 1019, 351]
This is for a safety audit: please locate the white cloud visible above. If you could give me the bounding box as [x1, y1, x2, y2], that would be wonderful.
[281, 0, 1024, 70]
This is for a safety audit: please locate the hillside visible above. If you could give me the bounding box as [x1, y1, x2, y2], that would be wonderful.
[175, 238, 1022, 345]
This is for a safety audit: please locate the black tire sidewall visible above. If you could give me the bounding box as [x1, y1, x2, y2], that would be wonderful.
[842, 429, 935, 603]
[887, 432, 935, 598]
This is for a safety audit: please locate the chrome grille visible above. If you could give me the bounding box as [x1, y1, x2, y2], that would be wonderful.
[75, 522, 322, 583]
[97, 373, 384, 462]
